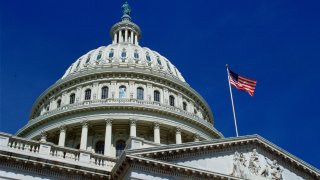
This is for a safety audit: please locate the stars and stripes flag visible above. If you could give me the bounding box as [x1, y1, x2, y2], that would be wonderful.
[228, 69, 257, 96]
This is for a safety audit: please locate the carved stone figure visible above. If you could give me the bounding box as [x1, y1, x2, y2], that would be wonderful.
[231, 152, 247, 178]
[265, 157, 283, 180]
[248, 149, 261, 175]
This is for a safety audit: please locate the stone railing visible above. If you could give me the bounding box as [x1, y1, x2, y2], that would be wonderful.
[31, 98, 213, 128]
[0, 133, 116, 171]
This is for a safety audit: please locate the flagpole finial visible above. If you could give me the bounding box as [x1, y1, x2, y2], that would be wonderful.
[226, 64, 229, 68]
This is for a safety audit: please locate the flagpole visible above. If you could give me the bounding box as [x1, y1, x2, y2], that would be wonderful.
[226, 64, 239, 137]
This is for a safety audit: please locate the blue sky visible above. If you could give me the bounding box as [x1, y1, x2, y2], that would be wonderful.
[1, 0, 319, 168]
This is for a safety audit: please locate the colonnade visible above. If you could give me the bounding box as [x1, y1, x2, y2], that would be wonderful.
[113, 29, 138, 45]
[41, 120, 201, 157]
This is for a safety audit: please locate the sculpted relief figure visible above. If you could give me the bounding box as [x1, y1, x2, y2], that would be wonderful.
[231, 151, 247, 179]
[248, 149, 261, 175]
[265, 158, 283, 180]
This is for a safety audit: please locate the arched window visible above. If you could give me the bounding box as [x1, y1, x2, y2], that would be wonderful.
[57, 99, 62, 108]
[134, 50, 139, 59]
[116, 140, 126, 157]
[85, 54, 91, 64]
[45, 105, 50, 111]
[84, 89, 91, 100]
[76, 60, 81, 68]
[101, 86, 108, 99]
[137, 87, 144, 100]
[154, 90, 160, 102]
[109, 49, 114, 58]
[97, 51, 102, 60]
[194, 108, 197, 114]
[169, 95, 175, 106]
[69, 93, 75, 104]
[157, 57, 162, 65]
[146, 53, 151, 61]
[166, 62, 171, 71]
[95, 141, 105, 155]
[121, 49, 126, 58]
[119, 86, 127, 98]
[183, 102, 187, 111]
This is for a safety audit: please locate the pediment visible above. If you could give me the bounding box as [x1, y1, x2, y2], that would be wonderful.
[127, 135, 319, 180]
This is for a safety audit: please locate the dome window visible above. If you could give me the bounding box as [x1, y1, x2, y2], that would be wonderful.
[85, 55, 91, 64]
[57, 99, 61, 108]
[146, 53, 151, 61]
[109, 49, 114, 58]
[76, 60, 81, 68]
[84, 89, 91, 100]
[69, 93, 75, 104]
[169, 95, 175, 107]
[134, 50, 139, 59]
[183, 102, 187, 111]
[154, 90, 160, 102]
[95, 141, 104, 155]
[116, 140, 126, 157]
[166, 62, 171, 71]
[119, 85, 127, 98]
[101, 86, 108, 99]
[157, 57, 162, 65]
[121, 49, 127, 58]
[96, 51, 102, 60]
[137, 87, 144, 100]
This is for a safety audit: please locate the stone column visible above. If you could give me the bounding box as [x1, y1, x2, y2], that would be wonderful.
[130, 119, 137, 137]
[130, 31, 134, 44]
[61, 92, 67, 106]
[104, 118, 113, 156]
[154, 122, 160, 144]
[75, 86, 82, 103]
[92, 82, 99, 100]
[119, 30, 122, 43]
[58, 125, 67, 147]
[125, 29, 128, 42]
[175, 127, 182, 144]
[40, 131, 47, 142]
[113, 32, 118, 44]
[80, 121, 88, 150]
[193, 134, 200, 142]
[134, 34, 138, 45]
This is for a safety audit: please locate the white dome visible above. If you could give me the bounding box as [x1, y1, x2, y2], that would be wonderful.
[62, 43, 186, 82]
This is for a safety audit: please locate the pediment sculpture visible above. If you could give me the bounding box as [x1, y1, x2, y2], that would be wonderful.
[231, 149, 283, 180]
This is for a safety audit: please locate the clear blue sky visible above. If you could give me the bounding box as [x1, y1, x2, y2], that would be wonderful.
[1, 0, 319, 168]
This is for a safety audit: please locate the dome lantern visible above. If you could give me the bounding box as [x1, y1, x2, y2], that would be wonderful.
[110, 1, 141, 45]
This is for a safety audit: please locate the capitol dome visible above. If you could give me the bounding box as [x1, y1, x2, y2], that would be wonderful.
[16, 2, 223, 158]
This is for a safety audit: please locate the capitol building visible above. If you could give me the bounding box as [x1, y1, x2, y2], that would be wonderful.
[0, 2, 319, 180]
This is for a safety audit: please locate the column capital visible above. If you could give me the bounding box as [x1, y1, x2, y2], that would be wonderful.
[81, 120, 88, 127]
[105, 118, 113, 125]
[40, 131, 47, 142]
[59, 125, 67, 132]
[129, 118, 137, 125]
[175, 127, 182, 133]
[154, 122, 160, 128]
[193, 133, 200, 141]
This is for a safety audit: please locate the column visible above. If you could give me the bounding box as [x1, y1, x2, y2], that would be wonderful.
[130, 31, 134, 44]
[193, 134, 200, 142]
[40, 131, 47, 142]
[80, 121, 88, 150]
[154, 122, 160, 144]
[175, 127, 182, 144]
[75, 86, 82, 103]
[113, 32, 118, 44]
[58, 125, 67, 147]
[93, 82, 99, 100]
[61, 92, 67, 106]
[119, 30, 122, 43]
[125, 29, 128, 42]
[134, 34, 138, 45]
[104, 118, 113, 156]
[130, 119, 137, 137]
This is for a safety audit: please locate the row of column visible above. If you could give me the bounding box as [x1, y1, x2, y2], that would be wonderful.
[113, 29, 138, 45]
[45, 120, 201, 156]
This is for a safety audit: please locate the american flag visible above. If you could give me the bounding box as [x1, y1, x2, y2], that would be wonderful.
[228, 69, 257, 96]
